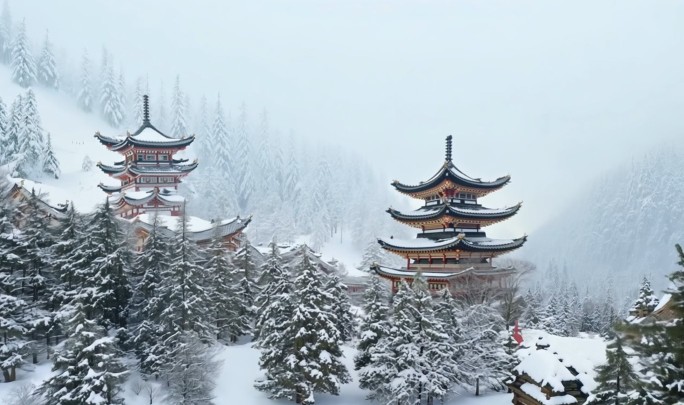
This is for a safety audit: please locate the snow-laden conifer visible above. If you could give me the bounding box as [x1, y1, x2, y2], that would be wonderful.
[3, 95, 22, 164]
[255, 247, 350, 404]
[0, 1, 11, 64]
[10, 20, 35, 88]
[84, 199, 131, 329]
[234, 102, 253, 212]
[77, 50, 93, 112]
[253, 241, 287, 342]
[354, 276, 390, 372]
[632, 276, 659, 315]
[38, 294, 127, 405]
[325, 273, 354, 342]
[100, 64, 124, 127]
[16, 89, 45, 178]
[205, 227, 250, 342]
[129, 214, 171, 376]
[42, 133, 60, 179]
[587, 332, 640, 404]
[233, 242, 258, 330]
[163, 332, 220, 405]
[37, 31, 58, 89]
[170, 75, 187, 138]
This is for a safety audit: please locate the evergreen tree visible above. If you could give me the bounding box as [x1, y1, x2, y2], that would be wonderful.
[77, 50, 93, 112]
[16, 89, 45, 178]
[128, 76, 146, 129]
[163, 332, 219, 405]
[0, 1, 11, 64]
[354, 276, 390, 372]
[50, 204, 82, 307]
[38, 294, 127, 405]
[358, 239, 390, 272]
[233, 242, 258, 331]
[234, 102, 253, 213]
[587, 332, 640, 404]
[254, 241, 287, 342]
[85, 200, 131, 329]
[10, 20, 35, 88]
[37, 31, 58, 89]
[205, 228, 250, 343]
[255, 248, 350, 404]
[632, 277, 660, 315]
[42, 133, 60, 179]
[325, 273, 354, 342]
[130, 214, 171, 376]
[100, 64, 124, 127]
[170, 75, 187, 138]
[4, 94, 22, 165]
[521, 288, 541, 329]
[0, 96, 7, 163]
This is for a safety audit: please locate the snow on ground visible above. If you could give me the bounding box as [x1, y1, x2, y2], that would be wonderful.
[0, 64, 130, 213]
[0, 360, 53, 404]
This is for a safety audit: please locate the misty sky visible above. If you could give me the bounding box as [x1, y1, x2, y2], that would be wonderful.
[15, 0, 684, 236]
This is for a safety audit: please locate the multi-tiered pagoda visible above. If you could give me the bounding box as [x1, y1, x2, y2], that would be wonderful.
[373, 135, 526, 294]
[95, 95, 197, 218]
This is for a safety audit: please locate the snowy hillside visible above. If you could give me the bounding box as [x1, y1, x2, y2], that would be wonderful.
[0, 64, 120, 211]
[522, 145, 684, 293]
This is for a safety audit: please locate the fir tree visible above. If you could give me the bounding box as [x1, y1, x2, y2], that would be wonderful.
[170, 75, 187, 138]
[42, 133, 60, 179]
[10, 20, 35, 88]
[0, 0, 11, 64]
[234, 102, 253, 213]
[631, 277, 660, 315]
[37, 31, 58, 89]
[0, 96, 7, 163]
[205, 227, 250, 343]
[85, 200, 131, 329]
[255, 248, 350, 404]
[587, 332, 640, 404]
[100, 64, 124, 127]
[77, 50, 93, 112]
[16, 89, 45, 178]
[163, 331, 219, 405]
[49, 204, 82, 307]
[254, 241, 287, 342]
[233, 242, 258, 331]
[325, 273, 354, 342]
[130, 214, 172, 376]
[38, 294, 127, 405]
[354, 276, 390, 372]
[4, 94, 22, 165]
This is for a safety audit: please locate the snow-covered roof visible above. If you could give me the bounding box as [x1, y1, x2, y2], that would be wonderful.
[378, 235, 527, 253]
[9, 180, 69, 219]
[653, 293, 671, 313]
[387, 202, 522, 222]
[520, 383, 578, 405]
[130, 213, 250, 242]
[392, 160, 510, 196]
[372, 264, 517, 279]
[515, 350, 577, 393]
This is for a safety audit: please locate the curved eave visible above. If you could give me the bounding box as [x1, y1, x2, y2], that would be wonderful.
[127, 135, 195, 149]
[122, 193, 156, 206]
[392, 163, 510, 196]
[97, 162, 126, 175]
[156, 194, 185, 206]
[387, 202, 522, 223]
[94, 132, 121, 147]
[371, 264, 519, 279]
[378, 236, 527, 254]
[98, 183, 122, 194]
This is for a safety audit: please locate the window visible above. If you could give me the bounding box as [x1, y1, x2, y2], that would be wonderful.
[137, 154, 144, 161]
[146, 154, 155, 161]
[160, 155, 169, 161]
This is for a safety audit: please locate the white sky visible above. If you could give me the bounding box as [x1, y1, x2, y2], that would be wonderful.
[14, 0, 684, 236]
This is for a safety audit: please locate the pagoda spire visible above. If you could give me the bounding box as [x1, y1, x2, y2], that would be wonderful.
[142, 94, 150, 125]
[445, 135, 452, 162]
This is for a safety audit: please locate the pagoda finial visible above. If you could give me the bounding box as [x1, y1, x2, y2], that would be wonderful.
[142, 94, 150, 125]
[445, 135, 453, 162]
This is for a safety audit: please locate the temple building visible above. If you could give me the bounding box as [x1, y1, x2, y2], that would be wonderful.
[95, 95, 197, 218]
[372, 135, 526, 294]
[95, 95, 249, 248]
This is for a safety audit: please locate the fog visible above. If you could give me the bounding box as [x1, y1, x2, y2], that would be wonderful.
[14, 0, 684, 235]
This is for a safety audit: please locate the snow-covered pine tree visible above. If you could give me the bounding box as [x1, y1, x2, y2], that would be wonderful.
[42, 133, 60, 179]
[163, 331, 219, 405]
[234, 102, 253, 213]
[253, 241, 287, 342]
[38, 293, 127, 405]
[86, 199, 131, 329]
[357, 239, 392, 272]
[232, 242, 258, 331]
[10, 20, 35, 88]
[521, 288, 541, 329]
[16, 89, 45, 178]
[587, 331, 640, 404]
[170, 75, 187, 138]
[632, 276, 660, 315]
[77, 50, 93, 112]
[359, 280, 419, 405]
[129, 213, 171, 376]
[49, 204, 82, 308]
[256, 248, 350, 404]
[100, 63, 124, 127]
[128, 77, 146, 129]
[37, 31, 58, 89]
[205, 227, 250, 343]
[0, 96, 7, 163]
[324, 273, 354, 342]
[460, 300, 513, 395]
[3, 94, 22, 165]
[210, 94, 234, 211]
[0, 1, 11, 65]
[433, 289, 467, 386]
[354, 276, 390, 372]
[155, 81, 168, 132]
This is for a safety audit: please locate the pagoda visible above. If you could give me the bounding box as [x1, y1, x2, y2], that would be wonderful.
[94, 95, 197, 218]
[372, 135, 526, 294]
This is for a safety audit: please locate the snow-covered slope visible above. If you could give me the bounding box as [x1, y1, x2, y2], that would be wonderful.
[522, 145, 684, 293]
[0, 65, 121, 212]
